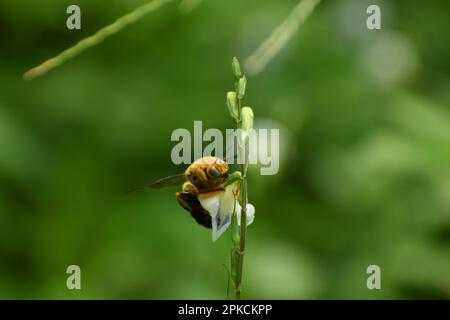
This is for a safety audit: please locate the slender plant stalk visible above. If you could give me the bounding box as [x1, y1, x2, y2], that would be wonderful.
[179, 0, 204, 13]
[245, 0, 321, 75]
[236, 160, 248, 299]
[227, 57, 252, 300]
[23, 0, 172, 81]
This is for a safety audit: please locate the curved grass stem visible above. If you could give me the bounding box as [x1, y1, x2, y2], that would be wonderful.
[23, 0, 172, 81]
[245, 0, 321, 75]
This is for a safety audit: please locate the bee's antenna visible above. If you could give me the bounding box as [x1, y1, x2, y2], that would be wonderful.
[122, 186, 146, 196]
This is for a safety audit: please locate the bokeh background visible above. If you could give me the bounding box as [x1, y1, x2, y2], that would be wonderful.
[1, 0, 449, 299]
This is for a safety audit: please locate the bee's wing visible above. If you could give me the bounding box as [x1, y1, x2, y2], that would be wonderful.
[123, 173, 185, 195]
[148, 173, 186, 189]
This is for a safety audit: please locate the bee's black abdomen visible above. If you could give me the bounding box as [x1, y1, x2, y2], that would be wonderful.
[176, 192, 212, 228]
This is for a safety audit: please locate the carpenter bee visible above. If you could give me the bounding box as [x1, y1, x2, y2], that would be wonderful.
[127, 156, 253, 241]
[148, 156, 232, 231]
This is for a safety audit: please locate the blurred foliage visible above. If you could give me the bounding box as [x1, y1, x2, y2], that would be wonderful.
[0, 0, 449, 299]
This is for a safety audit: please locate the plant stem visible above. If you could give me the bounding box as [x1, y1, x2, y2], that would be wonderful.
[244, 0, 321, 75]
[23, 0, 172, 81]
[233, 90, 249, 300]
[228, 56, 251, 300]
[236, 160, 248, 299]
[179, 0, 204, 13]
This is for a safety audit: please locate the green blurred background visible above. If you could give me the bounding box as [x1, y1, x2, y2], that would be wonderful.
[1, 0, 449, 299]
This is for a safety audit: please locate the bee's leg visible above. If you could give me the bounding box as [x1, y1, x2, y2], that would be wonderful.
[176, 192, 196, 212]
[176, 192, 212, 228]
[182, 181, 199, 196]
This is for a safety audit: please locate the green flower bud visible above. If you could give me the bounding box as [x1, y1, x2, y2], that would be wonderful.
[232, 231, 240, 246]
[231, 57, 242, 80]
[226, 91, 239, 121]
[231, 249, 238, 285]
[241, 106, 254, 144]
[236, 75, 247, 99]
[241, 106, 254, 132]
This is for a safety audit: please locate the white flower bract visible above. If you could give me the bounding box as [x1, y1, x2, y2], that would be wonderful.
[197, 186, 255, 241]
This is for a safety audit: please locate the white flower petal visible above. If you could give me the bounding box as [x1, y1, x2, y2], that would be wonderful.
[197, 188, 254, 241]
[237, 203, 255, 226]
[197, 191, 222, 218]
[198, 190, 234, 241]
[211, 212, 231, 241]
[210, 187, 239, 241]
[218, 187, 235, 220]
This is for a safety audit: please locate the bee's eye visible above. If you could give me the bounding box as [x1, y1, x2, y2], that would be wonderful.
[209, 166, 222, 178]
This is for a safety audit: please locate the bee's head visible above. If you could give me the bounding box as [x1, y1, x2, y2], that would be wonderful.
[186, 157, 229, 189]
[208, 162, 229, 179]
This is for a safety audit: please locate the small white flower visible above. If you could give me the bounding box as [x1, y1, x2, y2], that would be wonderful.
[236, 202, 255, 227]
[198, 185, 255, 241]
